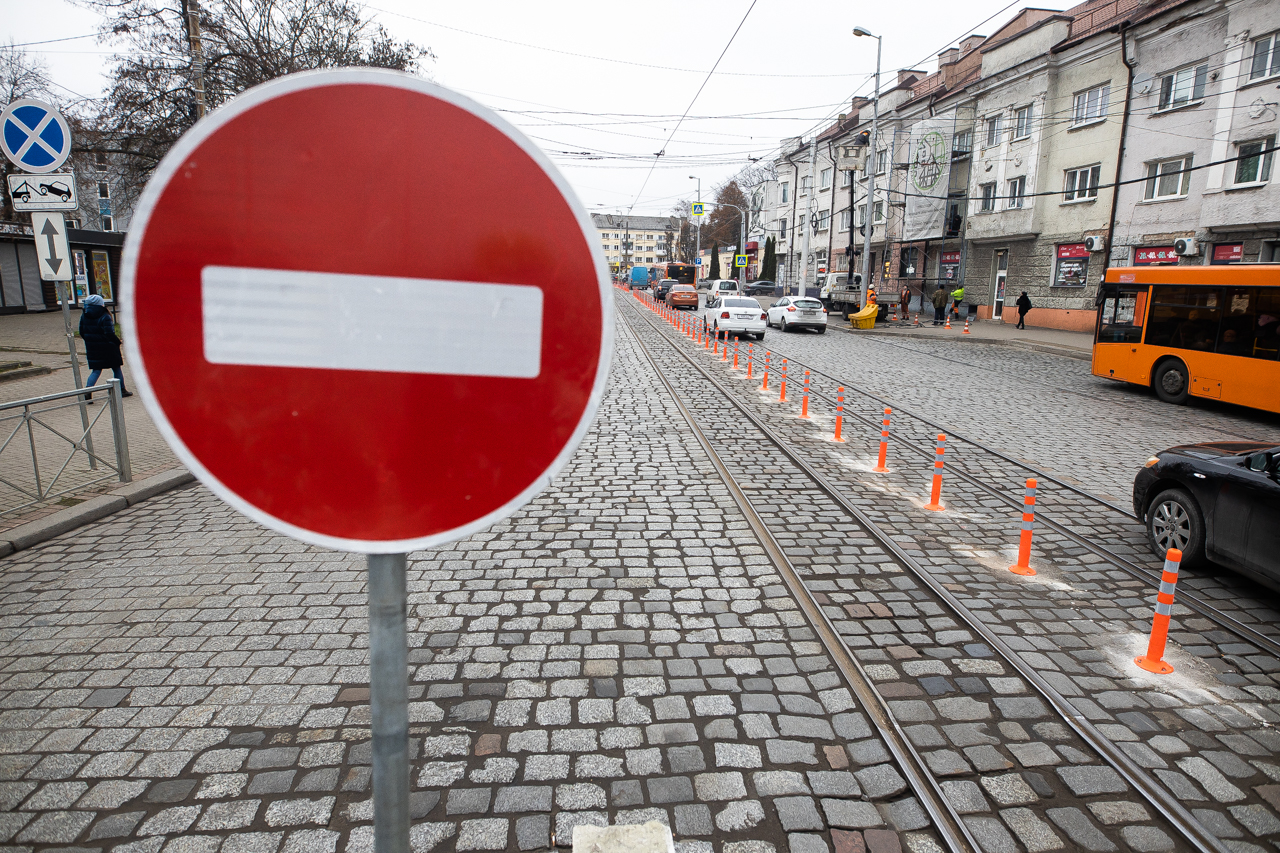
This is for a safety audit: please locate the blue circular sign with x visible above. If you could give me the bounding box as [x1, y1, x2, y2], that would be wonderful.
[1, 99, 72, 174]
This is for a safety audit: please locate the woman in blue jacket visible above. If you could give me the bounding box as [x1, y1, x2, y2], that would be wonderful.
[78, 295, 132, 399]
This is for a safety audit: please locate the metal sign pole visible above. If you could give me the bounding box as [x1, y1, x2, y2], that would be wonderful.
[368, 553, 410, 853]
[56, 281, 96, 469]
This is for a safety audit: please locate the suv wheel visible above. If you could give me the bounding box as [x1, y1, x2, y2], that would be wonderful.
[1153, 359, 1190, 405]
[1146, 488, 1205, 567]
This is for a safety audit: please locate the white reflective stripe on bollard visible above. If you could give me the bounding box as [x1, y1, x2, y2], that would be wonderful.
[202, 266, 544, 378]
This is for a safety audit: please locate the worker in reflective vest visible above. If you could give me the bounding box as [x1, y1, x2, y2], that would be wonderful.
[950, 285, 965, 320]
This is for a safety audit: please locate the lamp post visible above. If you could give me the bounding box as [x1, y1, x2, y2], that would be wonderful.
[689, 176, 701, 284]
[853, 25, 881, 310]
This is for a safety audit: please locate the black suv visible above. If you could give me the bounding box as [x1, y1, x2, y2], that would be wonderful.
[1134, 441, 1280, 587]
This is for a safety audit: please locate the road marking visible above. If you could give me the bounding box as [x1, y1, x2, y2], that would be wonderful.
[202, 266, 543, 378]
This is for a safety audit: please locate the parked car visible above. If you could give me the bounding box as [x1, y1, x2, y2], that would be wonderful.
[708, 280, 741, 302]
[767, 296, 828, 333]
[1133, 441, 1280, 586]
[666, 284, 699, 310]
[653, 278, 678, 300]
[707, 297, 767, 341]
[743, 280, 777, 297]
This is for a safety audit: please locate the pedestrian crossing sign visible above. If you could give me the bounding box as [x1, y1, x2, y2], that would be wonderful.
[734, 254, 747, 268]
[691, 202, 705, 216]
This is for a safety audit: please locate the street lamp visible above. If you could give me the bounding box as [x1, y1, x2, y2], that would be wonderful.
[853, 25, 881, 310]
[689, 176, 701, 283]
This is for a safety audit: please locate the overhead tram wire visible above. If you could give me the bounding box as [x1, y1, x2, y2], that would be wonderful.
[625, 0, 759, 216]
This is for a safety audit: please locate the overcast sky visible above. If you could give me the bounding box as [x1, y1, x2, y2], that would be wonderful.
[3, 0, 1052, 218]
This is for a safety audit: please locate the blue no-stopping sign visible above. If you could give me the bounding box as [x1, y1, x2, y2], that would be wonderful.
[1, 99, 72, 174]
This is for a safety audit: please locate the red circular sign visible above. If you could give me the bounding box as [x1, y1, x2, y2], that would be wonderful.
[123, 71, 611, 552]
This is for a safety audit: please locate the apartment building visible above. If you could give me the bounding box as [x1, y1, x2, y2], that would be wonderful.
[591, 213, 678, 272]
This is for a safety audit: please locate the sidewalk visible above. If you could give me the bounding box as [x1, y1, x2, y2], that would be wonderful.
[0, 310, 180, 532]
[837, 315, 1094, 360]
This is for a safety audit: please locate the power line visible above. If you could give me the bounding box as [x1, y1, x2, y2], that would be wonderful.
[3, 33, 98, 49]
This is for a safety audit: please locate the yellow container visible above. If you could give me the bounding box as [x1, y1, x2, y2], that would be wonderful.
[850, 303, 878, 330]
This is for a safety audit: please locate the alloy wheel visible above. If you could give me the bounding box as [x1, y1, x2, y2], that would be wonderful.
[1151, 499, 1190, 552]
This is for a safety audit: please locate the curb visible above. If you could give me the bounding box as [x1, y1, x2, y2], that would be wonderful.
[831, 326, 1092, 361]
[0, 467, 196, 559]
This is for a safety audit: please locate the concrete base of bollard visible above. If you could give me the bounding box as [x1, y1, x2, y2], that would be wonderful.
[573, 821, 675, 853]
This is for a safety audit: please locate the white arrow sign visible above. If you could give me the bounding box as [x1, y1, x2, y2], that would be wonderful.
[31, 212, 72, 281]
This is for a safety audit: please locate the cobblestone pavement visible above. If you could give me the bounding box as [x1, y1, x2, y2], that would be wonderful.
[0, 312, 178, 531]
[627, 297, 1280, 852]
[0, 316, 947, 853]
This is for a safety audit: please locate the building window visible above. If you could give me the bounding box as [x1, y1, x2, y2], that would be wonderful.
[97, 181, 110, 199]
[840, 169, 852, 187]
[873, 201, 884, 222]
[819, 168, 832, 189]
[780, 182, 789, 203]
[899, 247, 919, 277]
[1007, 176, 1026, 208]
[858, 205, 866, 226]
[101, 216, 114, 231]
[1073, 84, 1109, 125]
[94, 151, 108, 173]
[985, 115, 1002, 147]
[801, 175, 812, 193]
[980, 183, 996, 212]
[1013, 105, 1033, 139]
[953, 129, 972, 155]
[874, 149, 887, 175]
[1144, 156, 1192, 199]
[65, 218, 79, 229]
[839, 209, 850, 230]
[1157, 63, 1208, 111]
[1234, 137, 1274, 185]
[778, 217, 787, 236]
[1063, 165, 1102, 202]
[1250, 33, 1280, 81]
[817, 210, 830, 231]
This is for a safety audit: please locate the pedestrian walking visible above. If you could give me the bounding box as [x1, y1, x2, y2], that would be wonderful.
[1016, 291, 1032, 329]
[930, 285, 949, 325]
[950, 284, 965, 320]
[79, 294, 132, 402]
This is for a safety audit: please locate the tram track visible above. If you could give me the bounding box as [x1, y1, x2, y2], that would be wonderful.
[683, 310, 1280, 660]
[619, 300, 1230, 853]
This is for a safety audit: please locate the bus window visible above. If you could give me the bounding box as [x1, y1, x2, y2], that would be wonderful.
[1254, 288, 1280, 361]
[1146, 286, 1222, 352]
[1216, 288, 1259, 357]
[1097, 288, 1144, 343]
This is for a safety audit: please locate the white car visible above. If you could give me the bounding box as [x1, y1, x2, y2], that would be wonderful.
[709, 280, 741, 301]
[768, 296, 828, 333]
[707, 296, 767, 340]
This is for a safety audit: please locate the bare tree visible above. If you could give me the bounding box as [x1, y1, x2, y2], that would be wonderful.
[0, 45, 55, 222]
[702, 180, 747, 249]
[77, 0, 432, 203]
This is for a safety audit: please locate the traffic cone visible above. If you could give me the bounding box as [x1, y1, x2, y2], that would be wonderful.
[913, 313, 920, 327]
[944, 315, 951, 330]
[963, 318, 971, 335]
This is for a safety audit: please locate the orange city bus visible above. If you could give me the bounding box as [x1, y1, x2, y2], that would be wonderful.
[1092, 264, 1280, 413]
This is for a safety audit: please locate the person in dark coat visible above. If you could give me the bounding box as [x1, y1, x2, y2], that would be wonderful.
[1015, 291, 1032, 329]
[79, 295, 132, 400]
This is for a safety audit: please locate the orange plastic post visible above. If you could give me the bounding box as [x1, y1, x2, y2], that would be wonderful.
[780, 359, 788, 402]
[1135, 549, 1182, 674]
[733, 339, 740, 370]
[833, 388, 846, 442]
[924, 434, 946, 511]
[722, 333, 730, 362]
[747, 344, 754, 378]
[1008, 479, 1038, 576]
[873, 408, 891, 473]
[800, 371, 811, 418]
[762, 351, 770, 391]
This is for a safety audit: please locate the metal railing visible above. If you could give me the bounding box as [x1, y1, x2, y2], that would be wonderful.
[0, 380, 132, 516]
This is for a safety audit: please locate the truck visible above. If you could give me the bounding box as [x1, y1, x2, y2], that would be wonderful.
[819, 273, 860, 318]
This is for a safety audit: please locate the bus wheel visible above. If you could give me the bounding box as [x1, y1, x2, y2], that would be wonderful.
[1153, 359, 1190, 405]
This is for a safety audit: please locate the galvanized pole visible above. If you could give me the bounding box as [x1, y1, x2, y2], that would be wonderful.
[738, 210, 746, 289]
[797, 139, 818, 297]
[859, 33, 882, 309]
[108, 379, 132, 482]
[186, 0, 208, 119]
[368, 553, 410, 853]
[56, 282, 96, 470]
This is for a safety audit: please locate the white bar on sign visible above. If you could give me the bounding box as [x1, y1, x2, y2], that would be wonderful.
[201, 266, 543, 379]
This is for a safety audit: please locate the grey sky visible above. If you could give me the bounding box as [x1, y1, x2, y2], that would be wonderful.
[3, 0, 1049, 217]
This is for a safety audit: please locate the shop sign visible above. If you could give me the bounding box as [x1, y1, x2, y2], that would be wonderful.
[939, 251, 961, 280]
[1134, 247, 1178, 265]
[1212, 243, 1244, 264]
[1055, 243, 1089, 287]
[1057, 243, 1090, 259]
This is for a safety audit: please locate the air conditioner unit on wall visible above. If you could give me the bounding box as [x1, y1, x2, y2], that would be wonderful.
[1174, 237, 1199, 256]
[1084, 235, 1106, 253]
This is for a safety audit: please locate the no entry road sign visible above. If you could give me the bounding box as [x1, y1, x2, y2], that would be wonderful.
[123, 70, 612, 552]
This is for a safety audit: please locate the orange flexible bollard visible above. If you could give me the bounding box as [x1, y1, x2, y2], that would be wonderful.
[873, 407, 891, 473]
[833, 388, 846, 442]
[800, 371, 811, 418]
[733, 338, 740, 370]
[1135, 549, 1182, 674]
[747, 344, 754, 378]
[762, 351, 770, 391]
[924, 433, 947, 511]
[780, 359, 788, 402]
[1008, 479, 1038, 576]
[722, 333, 730, 362]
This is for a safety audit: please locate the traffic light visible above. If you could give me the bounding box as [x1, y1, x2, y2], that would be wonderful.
[852, 273, 863, 286]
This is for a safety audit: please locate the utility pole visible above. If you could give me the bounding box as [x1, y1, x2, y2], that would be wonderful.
[689, 176, 701, 285]
[796, 139, 818, 297]
[186, 0, 208, 119]
[854, 27, 882, 309]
